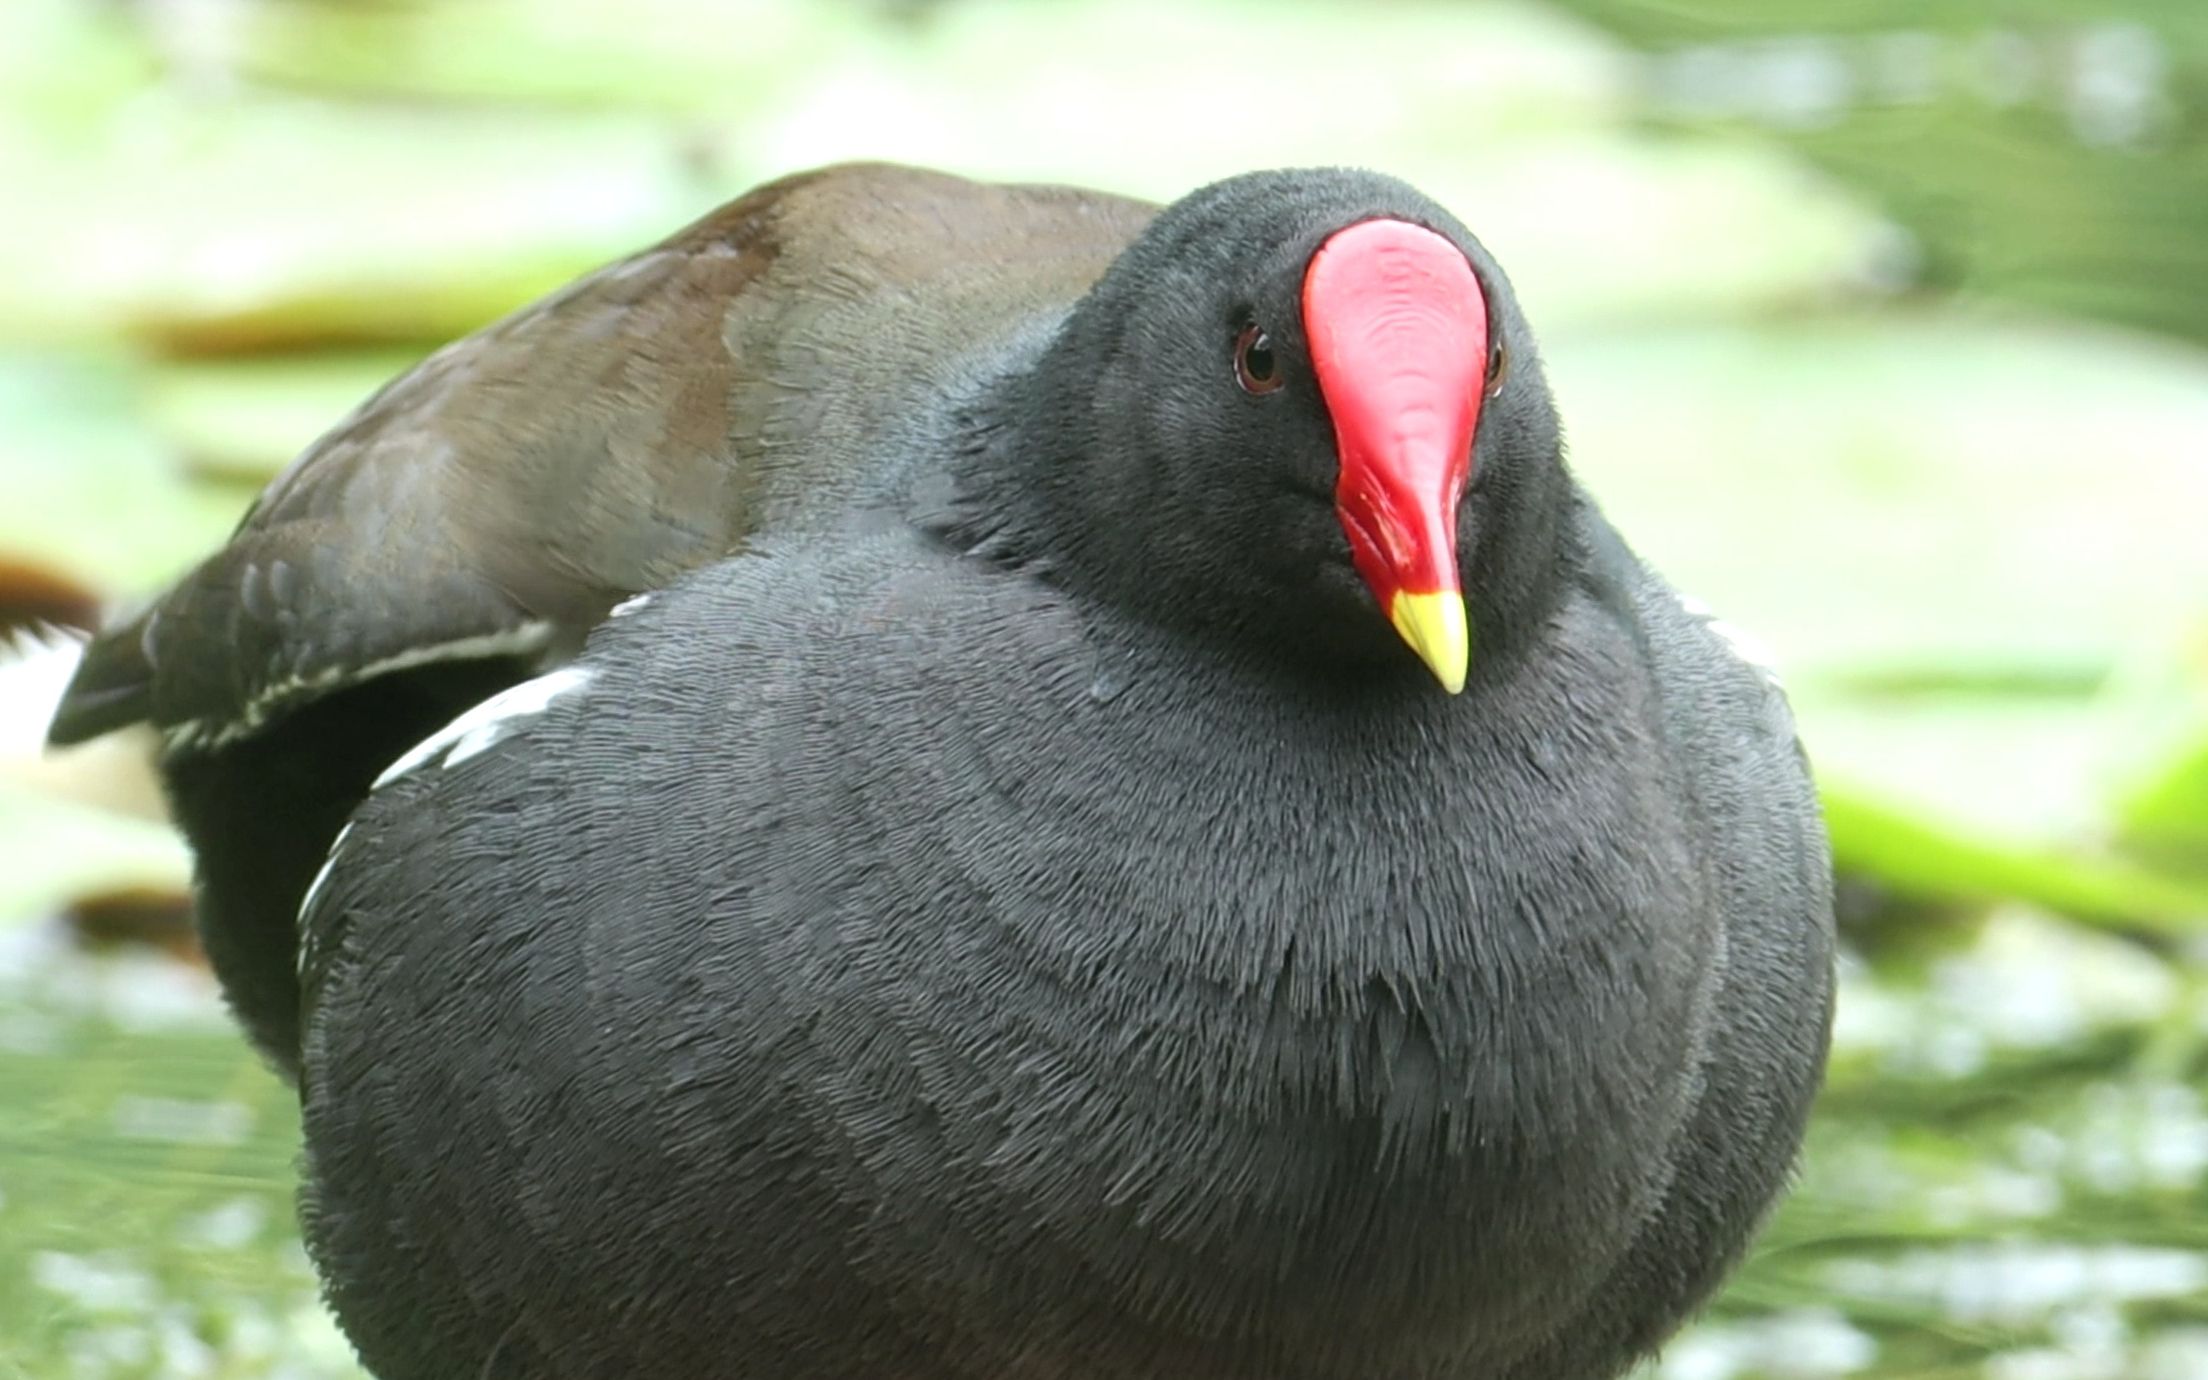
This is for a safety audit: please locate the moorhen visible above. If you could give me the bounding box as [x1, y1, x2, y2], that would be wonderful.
[52, 162, 1833, 1380]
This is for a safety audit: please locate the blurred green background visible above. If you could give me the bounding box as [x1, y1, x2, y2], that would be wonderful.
[3, 0, 2206, 1376]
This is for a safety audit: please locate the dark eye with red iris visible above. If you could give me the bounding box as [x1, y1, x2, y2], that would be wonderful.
[1235, 324, 1283, 395]
[1486, 338, 1509, 398]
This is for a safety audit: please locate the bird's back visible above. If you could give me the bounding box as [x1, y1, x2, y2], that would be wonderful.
[47, 163, 1156, 1068]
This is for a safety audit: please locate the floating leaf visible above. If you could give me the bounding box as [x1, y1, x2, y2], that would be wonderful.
[1559, 312, 2208, 681]
[1824, 780, 2208, 934]
[0, 782, 185, 931]
[736, 0, 1886, 331]
[0, 356, 246, 599]
[2112, 632, 2208, 876]
[0, 93, 718, 351]
[2124, 735, 2208, 870]
[222, 0, 853, 114]
[145, 351, 427, 484]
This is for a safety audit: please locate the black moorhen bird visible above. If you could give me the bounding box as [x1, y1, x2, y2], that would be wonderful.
[51, 163, 1833, 1380]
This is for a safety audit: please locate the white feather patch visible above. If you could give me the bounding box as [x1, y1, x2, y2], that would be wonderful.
[372, 664, 591, 789]
[305, 667, 592, 933]
[609, 593, 653, 619]
[296, 820, 355, 937]
[1678, 593, 1783, 687]
[0, 622, 87, 760]
[167, 622, 557, 753]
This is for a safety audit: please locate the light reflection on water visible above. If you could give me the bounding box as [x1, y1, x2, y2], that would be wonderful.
[32, 1250, 159, 1314]
[1656, 1308, 1878, 1378]
[179, 1195, 269, 1251]
[111, 1096, 254, 1148]
[1834, 908, 2180, 1075]
[29, 1242, 350, 1380]
[1828, 1243, 2208, 1326]
[1987, 1325, 2208, 1380]
[0, 918, 225, 1035]
[1637, 23, 2174, 148]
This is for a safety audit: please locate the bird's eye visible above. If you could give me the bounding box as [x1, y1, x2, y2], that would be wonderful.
[1235, 324, 1283, 396]
[1485, 338, 1509, 398]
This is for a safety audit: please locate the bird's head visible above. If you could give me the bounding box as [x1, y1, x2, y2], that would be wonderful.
[1011, 167, 1567, 692]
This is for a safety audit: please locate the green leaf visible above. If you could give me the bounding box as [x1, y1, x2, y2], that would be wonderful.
[2111, 635, 2208, 874]
[0, 357, 247, 599]
[0, 782, 185, 931]
[0, 94, 718, 351]
[1824, 779, 2208, 933]
[1558, 312, 2208, 682]
[144, 352, 428, 485]
[2123, 735, 2208, 864]
[226, 0, 854, 114]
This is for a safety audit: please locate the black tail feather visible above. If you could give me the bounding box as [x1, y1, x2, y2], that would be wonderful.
[46, 610, 157, 748]
[166, 656, 537, 1074]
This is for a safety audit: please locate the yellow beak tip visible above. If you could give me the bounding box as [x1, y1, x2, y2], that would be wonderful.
[1387, 591, 1470, 694]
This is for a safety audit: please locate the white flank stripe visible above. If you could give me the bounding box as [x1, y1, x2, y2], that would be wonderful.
[1707, 618, 1781, 681]
[1678, 592, 1783, 687]
[297, 821, 356, 938]
[310, 667, 592, 937]
[372, 665, 591, 789]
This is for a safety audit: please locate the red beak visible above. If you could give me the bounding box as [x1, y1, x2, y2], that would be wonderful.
[1302, 218, 1489, 692]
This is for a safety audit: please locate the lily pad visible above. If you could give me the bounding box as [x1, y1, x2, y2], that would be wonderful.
[0, 357, 245, 599]
[0, 94, 717, 352]
[0, 783, 185, 932]
[223, 0, 853, 114]
[739, 0, 1885, 332]
[144, 351, 428, 485]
